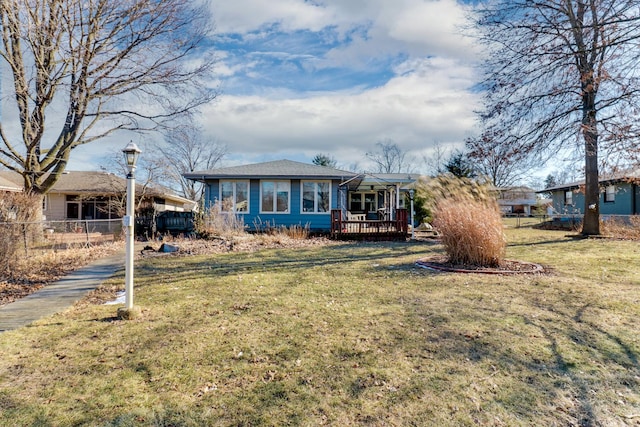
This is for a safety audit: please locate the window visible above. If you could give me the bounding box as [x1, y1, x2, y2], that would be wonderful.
[66, 195, 112, 220]
[605, 185, 615, 203]
[564, 190, 573, 205]
[302, 181, 330, 213]
[349, 193, 362, 212]
[261, 181, 290, 213]
[220, 181, 249, 213]
[364, 193, 376, 212]
[349, 192, 376, 212]
[42, 195, 48, 211]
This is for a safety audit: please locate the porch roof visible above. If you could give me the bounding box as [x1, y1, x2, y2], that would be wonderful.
[346, 173, 417, 191]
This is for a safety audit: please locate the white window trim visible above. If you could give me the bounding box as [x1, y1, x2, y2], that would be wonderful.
[260, 180, 291, 214]
[564, 190, 573, 205]
[301, 180, 331, 214]
[604, 185, 615, 203]
[349, 191, 377, 212]
[219, 180, 250, 214]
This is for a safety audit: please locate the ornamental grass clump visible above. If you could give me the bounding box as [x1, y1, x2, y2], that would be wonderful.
[0, 192, 41, 273]
[428, 175, 506, 267]
[195, 200, 246, 238]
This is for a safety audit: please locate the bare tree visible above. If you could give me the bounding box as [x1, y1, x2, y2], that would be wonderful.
[465, 133, 526, 188]
[155, 125, 227, 202]
[472, 0, 640, 235]
[0, 0, 217, 195]
[100, 151, 161, 216]
[422, 142, 450, 177]
[366, 139, 408, 174]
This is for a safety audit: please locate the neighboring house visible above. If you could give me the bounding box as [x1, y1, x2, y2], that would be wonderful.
[538, 170, 640, 217]
[0, 170, 195, 221]
[496, 186, 539, 216]
[184, 159, 416, 236]
[0, 174, 21, 193]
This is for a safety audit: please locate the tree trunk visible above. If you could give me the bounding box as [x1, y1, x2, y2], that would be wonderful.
[582, 90, 600, 235]
[583, 136, 600, 235]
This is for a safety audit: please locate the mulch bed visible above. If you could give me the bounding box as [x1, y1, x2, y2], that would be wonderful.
[416, 255, 545, 274]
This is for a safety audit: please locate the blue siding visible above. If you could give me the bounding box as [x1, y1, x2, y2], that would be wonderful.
[203, 178, 341, 232]
[601, 183, 633, 215]
[550, 182, 638, 216]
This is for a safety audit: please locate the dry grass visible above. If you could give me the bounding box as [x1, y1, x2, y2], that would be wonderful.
[252, 219, 311, 239]
[0, 192, 41, 270]
[601, 215, 640, 239]
[0, 242, 122, 306]
[429, 175, 506, 267]
[435, 198, 506, 267]
[1, 226, 640, 426]
[195, 200, 247, 238]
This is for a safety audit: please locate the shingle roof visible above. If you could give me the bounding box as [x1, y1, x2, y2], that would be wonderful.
[0, 173, 21, 191]
[0, 170, 193, 204]
[537, 169, 640, 193]
[0, 171, 23, 188]
[185, 159, 357, 180]
[52, 171, 127, 193]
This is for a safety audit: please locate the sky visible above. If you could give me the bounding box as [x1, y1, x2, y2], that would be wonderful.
[72, 0, 482, 174]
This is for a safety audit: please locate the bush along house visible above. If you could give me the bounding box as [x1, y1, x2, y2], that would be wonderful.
[184, 159, 417, 239]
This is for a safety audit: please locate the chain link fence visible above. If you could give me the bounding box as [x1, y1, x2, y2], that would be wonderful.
[1, 219, 123, 256]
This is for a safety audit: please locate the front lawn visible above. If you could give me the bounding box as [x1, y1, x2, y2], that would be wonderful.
[0, 228, 639, 426]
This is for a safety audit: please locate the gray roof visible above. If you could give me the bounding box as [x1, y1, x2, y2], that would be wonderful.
[537, 169, 640, 193]
[0, 173, 21, 191]
[0, 170, 193, 204]
[185, 159, 358, 181]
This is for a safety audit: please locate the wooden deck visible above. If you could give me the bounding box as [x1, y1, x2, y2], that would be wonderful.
[330, 209, 409, 240]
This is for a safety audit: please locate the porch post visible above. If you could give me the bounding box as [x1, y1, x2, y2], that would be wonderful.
[395, 184, 400, 220]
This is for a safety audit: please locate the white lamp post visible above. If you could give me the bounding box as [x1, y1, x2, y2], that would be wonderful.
[409, 189, 415, 240]
[121, 141, 141, 317]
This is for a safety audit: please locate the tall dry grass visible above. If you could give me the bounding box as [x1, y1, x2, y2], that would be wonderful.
[425, 175, 506, 267]
[252, 218, 310, 239]
[0, 192, 41, 273]
[195, 201, 311, 241]
[600, 215, 640, 239]
[195, 200, 246, 238]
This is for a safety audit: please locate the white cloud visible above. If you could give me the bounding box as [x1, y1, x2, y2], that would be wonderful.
[199, 56, 478, 172]
[212, 0, 477, 64]
[69, 0, 482, 173]
[211, 0, 336, 34]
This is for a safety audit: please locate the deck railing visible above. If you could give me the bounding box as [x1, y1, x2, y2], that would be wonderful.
[331, 209, 408, 240]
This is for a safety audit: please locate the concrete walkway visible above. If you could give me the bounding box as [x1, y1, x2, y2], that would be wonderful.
[0, 251, 125, 332]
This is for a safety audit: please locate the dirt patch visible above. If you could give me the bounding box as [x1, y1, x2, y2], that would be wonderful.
[139, 235, 339, 257]
[416, 255, 545, 274]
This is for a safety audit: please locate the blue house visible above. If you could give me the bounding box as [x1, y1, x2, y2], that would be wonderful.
[184, 159, 416, 237]
[539, 171, 640, 218]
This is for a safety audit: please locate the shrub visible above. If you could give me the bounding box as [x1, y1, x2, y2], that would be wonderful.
[600, 215, 640, 240]
[252, 218, 310, 239]
[427, 175, 506, 267]
[0, 192, 42, 273]
[195, 200, 246, 238]
[278, 223, 310, 239]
